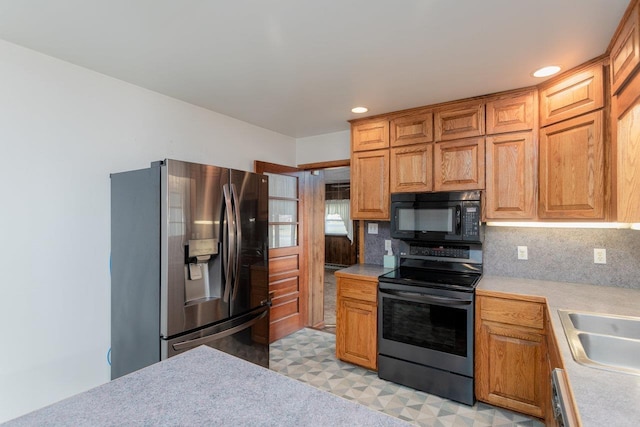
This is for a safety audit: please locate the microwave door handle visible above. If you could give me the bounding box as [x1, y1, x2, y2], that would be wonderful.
[379, 288, 471, 306]
[171, 306, 268, 352]
[455, 205, 462, 235]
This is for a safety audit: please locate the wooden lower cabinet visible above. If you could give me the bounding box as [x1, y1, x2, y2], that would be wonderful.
[475, 293, 547, 419]
[335, 275, 378, 370]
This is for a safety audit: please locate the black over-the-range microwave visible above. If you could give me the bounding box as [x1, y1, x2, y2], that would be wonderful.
[390, 190, 482, 242]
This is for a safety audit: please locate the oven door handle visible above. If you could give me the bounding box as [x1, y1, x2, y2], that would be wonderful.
[380, 288, 472, 305]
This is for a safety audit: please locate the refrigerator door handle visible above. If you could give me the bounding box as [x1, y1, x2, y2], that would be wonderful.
[230, 183, 242, 301]
[171, 306, 268, 352]
[222, 184, 234, 303]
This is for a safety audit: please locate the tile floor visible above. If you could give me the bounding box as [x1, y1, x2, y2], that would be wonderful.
[270, 328, 546, 427]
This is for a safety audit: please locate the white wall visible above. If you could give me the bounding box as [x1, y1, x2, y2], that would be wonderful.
[296, 130, 350, 165]
[0, 39, 296, 423]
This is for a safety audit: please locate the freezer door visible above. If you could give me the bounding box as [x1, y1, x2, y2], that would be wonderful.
[161, 160, 230, 338]
[229, 170, 270, 317]
[162, 304, 270, 368]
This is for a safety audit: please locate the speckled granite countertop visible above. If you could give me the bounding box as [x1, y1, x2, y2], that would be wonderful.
[334, 263, 393, 279]
[4, 346, 408, 426]
[478, 276, 640, 427]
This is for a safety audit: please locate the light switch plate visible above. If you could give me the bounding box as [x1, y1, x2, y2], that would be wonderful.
[368, 223, 378, 234]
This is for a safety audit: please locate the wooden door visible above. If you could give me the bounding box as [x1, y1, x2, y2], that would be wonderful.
[351, 149, 390, 220]
[485, 132, 536, 219]
[434, 137, 485, 191]
[390, 143, 433, 192]
[539, 111, 605, 219]
[254, 161, 314, 342]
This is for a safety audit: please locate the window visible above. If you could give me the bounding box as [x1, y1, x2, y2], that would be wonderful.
[265, 173, 298, 249]
[325, 199, 353, 242]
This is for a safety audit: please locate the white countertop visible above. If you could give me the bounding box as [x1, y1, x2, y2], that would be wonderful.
[478, 275, 640, 427]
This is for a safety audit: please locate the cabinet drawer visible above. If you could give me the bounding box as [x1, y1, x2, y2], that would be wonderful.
[479, 296, 544, 329]
[337, 277, 377, 303]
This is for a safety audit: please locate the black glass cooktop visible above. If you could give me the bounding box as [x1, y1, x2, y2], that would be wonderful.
[379, 266, 481, 292]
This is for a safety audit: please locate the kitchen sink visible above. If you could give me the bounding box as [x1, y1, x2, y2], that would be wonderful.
[558, 310, 640, 376]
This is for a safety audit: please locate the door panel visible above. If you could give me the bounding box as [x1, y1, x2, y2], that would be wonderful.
[255, 161, 308, 342]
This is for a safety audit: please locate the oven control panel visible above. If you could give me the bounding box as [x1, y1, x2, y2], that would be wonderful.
[409, 244, 469, 259]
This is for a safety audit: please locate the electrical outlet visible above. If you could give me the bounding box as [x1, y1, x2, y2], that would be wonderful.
[594, 248, 606, 264]
[517, 246, 528, 260]
[384, 240, 392, 252]
[368, 223, 378, 234]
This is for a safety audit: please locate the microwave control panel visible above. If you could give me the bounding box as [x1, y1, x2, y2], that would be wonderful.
[409, 244, 469, 259]
[462, 204, 480, 240]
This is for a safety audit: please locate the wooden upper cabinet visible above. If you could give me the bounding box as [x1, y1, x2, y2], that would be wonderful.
[390, 112, 434, 147]
[434, 137, 485, 191]
[434, 102, 485, 141]
[351, 149, 390, 220]
[352, 119, 389, 152]
[614, 70, 640, 222]
[610, 1, 640, 95]
[485, 132, 537, 219]
[486, 91, 535, 135]
[539, 62, 604, 127]
[390, 143, 433, 193]
[539, 110, 605, 219]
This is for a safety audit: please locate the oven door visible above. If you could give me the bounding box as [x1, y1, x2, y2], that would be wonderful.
[378, 281, 474, 376]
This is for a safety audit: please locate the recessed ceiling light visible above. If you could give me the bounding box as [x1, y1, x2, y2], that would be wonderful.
[351, 106, 368, 114]
[532, 65, 561, 78]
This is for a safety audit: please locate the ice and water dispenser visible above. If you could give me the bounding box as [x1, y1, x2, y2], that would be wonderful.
[184, 238, 219, 303]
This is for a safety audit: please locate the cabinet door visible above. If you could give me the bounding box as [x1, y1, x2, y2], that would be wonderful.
[351, 149, 390, 220]
[390, 143, 433, 193]
[485, 132, 536, 219]
[352, 119, 389, 152]
[434, 102, 485, 141]
[617, 98, 640, 222]
[486, 92, 535, 135]
[539, 63, 604, 127]
[476, 321, 546, 418]
[539, 111, 605, 219]
[390, 112, 433, 147]
[434, 137, 485, 191]
[610, 1, 640, 95]
[336, 298, 377, 370]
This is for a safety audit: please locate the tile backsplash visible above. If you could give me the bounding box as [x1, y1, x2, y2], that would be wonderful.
[363, 221, 640, 289]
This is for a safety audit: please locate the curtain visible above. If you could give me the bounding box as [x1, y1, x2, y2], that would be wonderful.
[325, 199, 353, 243]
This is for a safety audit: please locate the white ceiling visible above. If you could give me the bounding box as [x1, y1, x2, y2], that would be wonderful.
[0, 1, 630, 138]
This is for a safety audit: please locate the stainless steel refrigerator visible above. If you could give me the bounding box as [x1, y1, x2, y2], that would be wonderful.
[110, 159, 270, 379]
